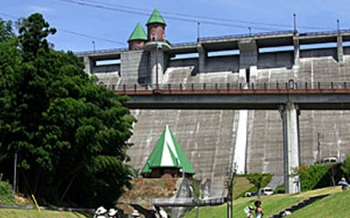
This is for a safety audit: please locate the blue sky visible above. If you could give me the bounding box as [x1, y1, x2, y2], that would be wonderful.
[1, 0, 349, 52]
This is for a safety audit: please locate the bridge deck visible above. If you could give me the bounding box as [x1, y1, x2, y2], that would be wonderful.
[114, 81, 350, 110]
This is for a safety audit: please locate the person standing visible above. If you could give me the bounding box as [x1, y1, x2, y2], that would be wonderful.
[341, 175, 347, 190]
[246, 206, 254, 218]
[254, 200, 264, 218]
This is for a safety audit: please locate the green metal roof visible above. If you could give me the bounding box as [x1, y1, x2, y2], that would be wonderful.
[128, 23, 147, 42]
[141, 125, 195, 175]
[146, 8, 166, 26]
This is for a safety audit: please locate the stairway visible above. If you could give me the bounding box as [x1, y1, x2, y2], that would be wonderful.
[269, 194, 329, 218]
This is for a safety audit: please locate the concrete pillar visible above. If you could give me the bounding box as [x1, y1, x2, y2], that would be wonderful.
[238, 39, 258, 69]
[83, 56, 94, 75]
[238, 68, 246, 83]
[197, 43, 207, 73]
[293, 36, 300, 67]
[337, 35, 344, 64]
[279, 103, 301, 194]
[145, 42, 171, 88]
[150, 46, 164, 88]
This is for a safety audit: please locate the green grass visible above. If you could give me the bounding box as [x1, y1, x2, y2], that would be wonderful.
[2, 178, 349, 218]
[184, 187, 346, 218]
[0, 180, 88, 217]
[0, 209, 87, 218]
[287, 190, 350, 218]
[232, 176, 254, 198]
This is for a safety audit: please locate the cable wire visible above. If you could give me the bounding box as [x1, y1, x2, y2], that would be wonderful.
[0, 11, 125, 45]
[53, 0, 334, 31]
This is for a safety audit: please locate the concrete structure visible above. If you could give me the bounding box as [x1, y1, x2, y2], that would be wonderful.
[76, 9, 350, 197]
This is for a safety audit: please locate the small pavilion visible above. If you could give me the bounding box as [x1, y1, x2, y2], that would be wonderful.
[141, 125, 195, 179]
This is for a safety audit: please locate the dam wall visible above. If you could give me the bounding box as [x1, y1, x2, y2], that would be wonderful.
[77, 31, 350, 196]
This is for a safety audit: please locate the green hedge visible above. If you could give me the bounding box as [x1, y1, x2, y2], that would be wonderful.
[300, 163, 342, 191]
[0, 180, 16, 204]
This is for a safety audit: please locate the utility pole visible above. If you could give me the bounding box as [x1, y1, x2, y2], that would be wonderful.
[226, 163, 237, 218]
[13, 153, 17, 200]
[337, 19, 340, 33]
[197, 22, 200, 42]
[293, 13, 297, 34]
[317, 132, 324, 163]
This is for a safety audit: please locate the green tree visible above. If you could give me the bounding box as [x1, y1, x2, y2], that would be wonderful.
[0, 14, 136, 207]
[290, 163, 310, 192]
[340, 155, 350, 181]
[246, 173, 272, 198]
[0, 18, 21, 163]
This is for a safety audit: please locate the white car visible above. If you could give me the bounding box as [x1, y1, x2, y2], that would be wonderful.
[245, 191, 258, 197]
[261, 187, 273, 195]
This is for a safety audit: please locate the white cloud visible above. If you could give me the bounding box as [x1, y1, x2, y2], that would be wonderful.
[27, 5, 53, 14]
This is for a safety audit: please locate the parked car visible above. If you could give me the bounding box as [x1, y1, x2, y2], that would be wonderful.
[321, 157, 338, 164]
[245, 191, 258, 197]
[261, 187, 273, 195]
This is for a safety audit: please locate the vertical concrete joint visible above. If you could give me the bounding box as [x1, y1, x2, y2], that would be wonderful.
[293, 36, 300, 67]
[83, 56, 94, 75]
[337, 35, 344, 64]
[197, 43, 207, 73]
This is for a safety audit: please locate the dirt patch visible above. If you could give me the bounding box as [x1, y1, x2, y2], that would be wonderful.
[117, 178, 178, 213]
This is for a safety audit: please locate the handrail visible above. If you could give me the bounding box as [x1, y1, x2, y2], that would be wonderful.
[198, 30, 294, 41]
[74, 29, 350, 56]
[74, 47, 128, 56]
[112, 81, 349, 93]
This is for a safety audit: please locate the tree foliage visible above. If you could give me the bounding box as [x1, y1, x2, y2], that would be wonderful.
[0, 14, 136, 207]
[340, 155, 350, 180]
[292, 163, 342, 192]
[246, 173, 272, 197]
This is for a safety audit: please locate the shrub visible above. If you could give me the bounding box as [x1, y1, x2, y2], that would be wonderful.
[0, 180, 16, 204]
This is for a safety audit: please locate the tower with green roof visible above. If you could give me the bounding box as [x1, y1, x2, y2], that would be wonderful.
[146, 8, 167, 42]
[141, 125, 195, 178]
[128, 23, 148, 50]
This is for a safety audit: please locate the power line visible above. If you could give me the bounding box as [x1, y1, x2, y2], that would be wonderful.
[53, 0, 333, 31]
[0, 11, 125, 45]
[59, 28, 125, 45]
[53, 0, 279, 31]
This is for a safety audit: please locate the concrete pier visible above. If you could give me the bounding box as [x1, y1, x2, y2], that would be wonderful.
[280, 103, 300, 193]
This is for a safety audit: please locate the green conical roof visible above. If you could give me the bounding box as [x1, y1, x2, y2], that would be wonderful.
[146, 8, 166, 26]
[141, 125, 195, 175]
[128, 23, 147, 42]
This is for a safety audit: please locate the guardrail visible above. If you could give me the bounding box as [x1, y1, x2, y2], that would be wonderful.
[199, 30, 294, 41]
[118, 197, 225, 207]
[74, 29, 350, 56]
[112, 81, 350, 93]
[299, 29, 350, 36]
[74, 47, 128, 56]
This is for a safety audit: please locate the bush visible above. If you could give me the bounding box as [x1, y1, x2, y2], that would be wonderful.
[0, 180, 16, 204]
[300, 163, 341, 191]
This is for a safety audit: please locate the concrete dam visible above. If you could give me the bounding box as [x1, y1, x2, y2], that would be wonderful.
[77, 28, 350, 197]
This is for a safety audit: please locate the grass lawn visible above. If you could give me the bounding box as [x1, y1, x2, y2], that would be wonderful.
[2, 178, 349, 218]
[184, 186, 346, 218]
[0, 209, 87, 218]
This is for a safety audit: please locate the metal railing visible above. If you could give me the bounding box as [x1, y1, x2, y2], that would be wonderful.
[112, 81, 350, 93]
[74, 29, 350, 56]
[74, 47, 128, 56]
[199, 30, 294, 41]
[299, 29, 350, 36]
[117, 197, 225, 206]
